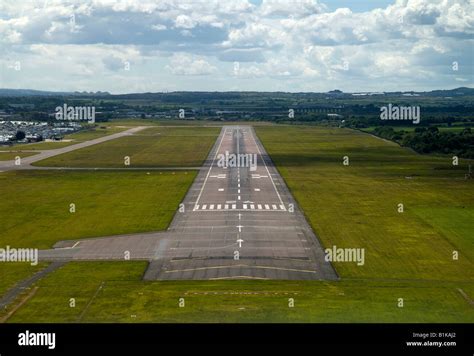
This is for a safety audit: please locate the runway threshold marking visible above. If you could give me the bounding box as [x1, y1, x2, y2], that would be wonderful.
[191, 203, 287, 212]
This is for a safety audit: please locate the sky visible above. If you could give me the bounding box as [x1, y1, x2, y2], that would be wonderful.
[0, 0, 472, 93]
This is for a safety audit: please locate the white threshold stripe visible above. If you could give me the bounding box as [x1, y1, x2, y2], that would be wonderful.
[191, 209, 287, 213]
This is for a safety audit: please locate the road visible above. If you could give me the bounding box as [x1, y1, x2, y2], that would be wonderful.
[38, 125, 337, 280]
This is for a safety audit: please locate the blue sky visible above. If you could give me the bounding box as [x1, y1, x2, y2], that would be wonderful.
[0, 0, 472, 93]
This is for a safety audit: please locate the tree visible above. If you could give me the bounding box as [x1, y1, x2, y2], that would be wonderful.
[15, 130, 26, 140]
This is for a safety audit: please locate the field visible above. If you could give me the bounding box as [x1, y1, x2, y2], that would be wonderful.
[4, 262, 473, 323]
[0, 151, 38, 161]
[34, 126, 219, 168]
[256, 126, 473, 280]
[0, 170, 195, 249]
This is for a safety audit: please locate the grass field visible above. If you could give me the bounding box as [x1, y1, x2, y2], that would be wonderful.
[256, 126, 473, 281]
[0, 170, 195, 249]
[0, 151, 38, 161]
[34, 126, 219, 168]
[5, 262, 473, 323]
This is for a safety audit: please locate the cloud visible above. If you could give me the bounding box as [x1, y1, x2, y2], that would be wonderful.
[218, 48, 266, 62]
[166, 53, 217, 75]
[0, 0, 472, 92]
[102, 55, 125, 71]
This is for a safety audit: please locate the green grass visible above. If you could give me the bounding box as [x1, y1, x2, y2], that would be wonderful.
[0, 170, 195, 249]
[0, 151, 38, 161]
[255, 126, 474, 281]
[34, 127, 220, 168]
[7, 262, 474, 323]
[413, 207, 474, 261]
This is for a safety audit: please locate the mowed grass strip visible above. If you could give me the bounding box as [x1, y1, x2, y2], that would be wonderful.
[34, 126, 220, 168]
[7, 262, 474, 323]
[0, 151, 38, 161]
[255, 126, 474, 282]
[0, 170, 195, 249]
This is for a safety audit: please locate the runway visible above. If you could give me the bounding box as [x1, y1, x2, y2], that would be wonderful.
[145, 126, 337, 280]
[37, 125, 337, 280]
